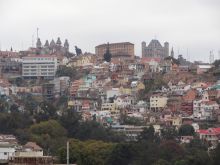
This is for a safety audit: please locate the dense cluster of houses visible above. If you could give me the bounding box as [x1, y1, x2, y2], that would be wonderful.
[0, 39, 220, 154]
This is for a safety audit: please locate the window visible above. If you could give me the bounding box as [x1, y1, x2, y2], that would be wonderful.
[4, 152, 7, 155]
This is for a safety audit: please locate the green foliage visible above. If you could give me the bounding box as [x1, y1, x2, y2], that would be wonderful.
[213, 60, 220, 68]
[34, 101, 58, 122]
[187, 138, 207, 150]
[59, 139, 114, 165]
[153, 159, 171, 165]
[159, 140, 185, 162]
[138, 125, 156, 142]
[74, 120, 124, 142]
[178, 124, 195, 136]
[29, 120, 67, 154]
[0, 112, 32, 134]
[212, 144, 220, 165]
[107, 143, 136, 165]
[184, 149, 211, 165]
[59, 109, 81, 137]
[103, 48, 112, 63]
[144, 76, 167, 93]
[161, 126, 178, 140]
[56, 66, 76, 79]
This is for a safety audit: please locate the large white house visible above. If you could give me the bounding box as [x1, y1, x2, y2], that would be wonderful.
[0, 143, 16, 161]
[22, 55, 57, 79]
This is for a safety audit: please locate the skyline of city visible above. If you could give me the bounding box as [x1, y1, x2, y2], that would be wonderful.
[0, 0, 220, 62]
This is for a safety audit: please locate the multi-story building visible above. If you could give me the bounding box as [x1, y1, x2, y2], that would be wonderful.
[111, 125, 146, 141]
[150, 94, 168, 111]
[95, 42, 134, 60]
[22, 55, 57, 79]
[142, 39, 169, 58]
[193, 100, 219, 120]
[197, 127, 220, 148]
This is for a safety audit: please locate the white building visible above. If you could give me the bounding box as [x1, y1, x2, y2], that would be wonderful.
[193, 100, 219, 120]
[0, 143, 16, 161]
[22, 55, 57, 79]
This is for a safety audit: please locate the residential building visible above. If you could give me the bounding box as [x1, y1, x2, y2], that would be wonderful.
[193, 100, 219, 120]
[197, 65, 212, 74]
[197, 127, 220, 148]
[0, 143, 16, 162]
[111, 124, 146, 141]
[22, 55, 57, 79]
[101, 103, 117, 113]
[150, 94, 168, 111]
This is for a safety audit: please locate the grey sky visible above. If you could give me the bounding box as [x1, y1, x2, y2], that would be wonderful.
[0, 0, 220, 62]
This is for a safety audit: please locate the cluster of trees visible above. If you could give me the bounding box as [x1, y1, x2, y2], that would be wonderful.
[0, 98, 124, 156]
[57, 125, 220, 165]
[56, 65, 77, 79]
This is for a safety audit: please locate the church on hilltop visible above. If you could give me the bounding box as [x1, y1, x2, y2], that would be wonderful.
[36, 37, 69, 55]
[142, 39, 169, 59]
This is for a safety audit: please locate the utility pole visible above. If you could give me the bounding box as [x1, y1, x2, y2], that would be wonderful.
[218, 50, 220, 60]
[32, 34, 34, 47]
[67, 141, 69, 165]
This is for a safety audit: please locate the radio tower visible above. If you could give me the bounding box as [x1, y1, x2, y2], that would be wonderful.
[209, 51, 214, 64]
[218, 50, 220, 60]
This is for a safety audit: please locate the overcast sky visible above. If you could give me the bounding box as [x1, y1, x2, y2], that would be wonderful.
[0, 0, 219, 62]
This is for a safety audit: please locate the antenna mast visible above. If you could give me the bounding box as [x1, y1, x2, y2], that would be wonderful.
[209, 50, 214, 64]
[37, 28, 39, 40]
[32, 34, 34, 47]
[218, 50, 220, 60]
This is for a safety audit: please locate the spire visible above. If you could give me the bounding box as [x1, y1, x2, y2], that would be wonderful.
[171, 47, 174, 57]
[56, 37, 62, 46]
[44, 40, 49, 47]
[64, 39, 69, 51]
[50, 39, 56, 47]
[36, 38, 42, 48]
[10, 47, 13, 52]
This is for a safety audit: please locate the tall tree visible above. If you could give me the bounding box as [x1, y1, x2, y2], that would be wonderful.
[178, 124, 195, 136]
[103, 43, 112, 62]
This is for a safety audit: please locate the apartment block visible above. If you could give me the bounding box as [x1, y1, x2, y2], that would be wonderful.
[22, 55, 57, 79]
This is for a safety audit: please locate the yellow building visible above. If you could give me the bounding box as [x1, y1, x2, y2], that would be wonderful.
[172, 117, 182, 127]
[150, 94, 168, 110]
[120, 86, 132, 95]
[101, 103, 119, 114]
[95, 42, 135, 60]
[68, 54, 96, 67]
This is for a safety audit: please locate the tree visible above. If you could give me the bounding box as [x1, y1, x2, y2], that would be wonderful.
[161, 126, 178, 140]
[34, 101, 57, 122]
[178, 124, 195, 136]
[59, 109, 81, 137]
[29, 120, 67, 154]
[187, 138, 207, 150]
[138, 125, 155, 142]
[58, 139, 114, 165]
[184, 149, 211, 165]
[56, 66, 76, 80]
[107, 143, 136, 165]
[212, 144, 220, 165]
[159, 140, 184, 162]
[103, 43, 112, 62]
[153, 159, 171, 165]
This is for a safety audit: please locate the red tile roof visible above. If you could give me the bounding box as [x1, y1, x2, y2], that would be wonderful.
[197, 128, 220, 135]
